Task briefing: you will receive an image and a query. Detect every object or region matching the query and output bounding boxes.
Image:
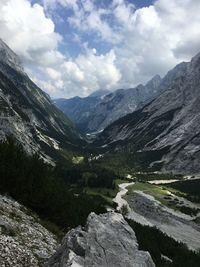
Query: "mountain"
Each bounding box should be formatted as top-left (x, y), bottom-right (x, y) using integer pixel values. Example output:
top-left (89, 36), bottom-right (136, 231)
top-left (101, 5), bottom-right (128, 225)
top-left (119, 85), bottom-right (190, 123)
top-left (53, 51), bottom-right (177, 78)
top-left (47, 212), bottom-right (155, 267)
top-left (54, 75), bottom-right (162, 133)
top-left (89, 89), bottom-right (111, 97)
top-left (0, 39), bottom-right (24, 73)
top-left (54, 95), bottom-right (101, 134)
top-left (95, 53), bottom-right (200, 174)
top-left (0, 39), bottom-right (83, 163)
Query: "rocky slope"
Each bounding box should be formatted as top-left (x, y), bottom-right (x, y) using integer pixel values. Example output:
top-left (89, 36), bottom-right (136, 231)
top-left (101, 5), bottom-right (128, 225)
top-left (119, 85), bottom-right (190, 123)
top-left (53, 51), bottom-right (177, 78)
top-left (55, 75), bottom-right (162, 133)
top-left (47, 212), bottom-right (155, 267)
top-left (95, 52), bottom-right (200, 174)
top-left (0, 194), bottom-right (58, 266)
top-left (0, 39), bottom-right (83, 163)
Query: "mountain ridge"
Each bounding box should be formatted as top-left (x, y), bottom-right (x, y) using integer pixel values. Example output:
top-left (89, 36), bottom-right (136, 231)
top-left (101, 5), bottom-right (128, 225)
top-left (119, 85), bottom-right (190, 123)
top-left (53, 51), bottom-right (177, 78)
top-left (55, 74), bottom-right (162, 133)
top-left (95, 52), bottom-right (200, 174)
top-left (0, 39), bottom-right (83, 163)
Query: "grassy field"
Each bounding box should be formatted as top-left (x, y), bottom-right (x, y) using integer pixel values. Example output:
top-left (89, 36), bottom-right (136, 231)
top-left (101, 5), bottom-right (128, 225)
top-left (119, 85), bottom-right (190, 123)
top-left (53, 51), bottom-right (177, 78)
top-left (72, 156), bottom-right (84, 164)
top-left (134, 172), bottom-right (183, 182)
top-left (126, 182), bottom-right (198, 216)
top-left (127, 182), bottom-right (171, 197)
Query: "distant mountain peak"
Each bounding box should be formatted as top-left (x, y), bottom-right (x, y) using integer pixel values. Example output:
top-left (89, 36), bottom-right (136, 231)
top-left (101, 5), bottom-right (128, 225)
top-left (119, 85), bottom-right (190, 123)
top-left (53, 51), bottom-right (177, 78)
top-left (0, 38), bottom-right (24, 73)
top-left (55, 75), bottom-right (163, 133)
top-left (89, 89), bottom-right (111, 98)
top-left (190, 51), bottom-right (200, 70)
top-left (145, 74), bottom-right (162, 88)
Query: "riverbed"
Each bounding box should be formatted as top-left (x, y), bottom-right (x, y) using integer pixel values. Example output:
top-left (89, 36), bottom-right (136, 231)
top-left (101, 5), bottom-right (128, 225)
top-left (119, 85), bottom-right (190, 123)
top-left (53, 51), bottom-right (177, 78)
top-left (114, 181), bottom-right (200, 251)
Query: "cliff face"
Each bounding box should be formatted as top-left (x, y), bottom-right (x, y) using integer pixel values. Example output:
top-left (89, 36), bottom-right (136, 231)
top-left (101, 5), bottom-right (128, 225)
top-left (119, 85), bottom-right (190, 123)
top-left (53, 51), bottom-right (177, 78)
top-left (47, 212), bottom-right (155, 267)
top-left (0, 39), bottom-right (83, 163)
top-left (96, 53), bottom-right (200, 174)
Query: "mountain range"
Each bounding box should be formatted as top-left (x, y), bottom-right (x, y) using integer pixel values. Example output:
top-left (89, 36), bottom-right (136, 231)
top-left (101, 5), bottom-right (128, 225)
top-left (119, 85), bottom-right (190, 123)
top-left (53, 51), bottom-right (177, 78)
top-left (54, 75), bottom-right (162, 133)
top-left (95, 53), bottom-right (200, 174)
top-left (1, 37), bottom-right (200, 174)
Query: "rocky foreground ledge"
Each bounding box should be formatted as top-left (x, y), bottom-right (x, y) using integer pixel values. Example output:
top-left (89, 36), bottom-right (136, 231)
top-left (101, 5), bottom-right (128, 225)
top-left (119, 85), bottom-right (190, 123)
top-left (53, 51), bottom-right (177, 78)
top-left (0, 195), bottom-right (58, 266)
top-left (47, 212), bottom-right (155, 267)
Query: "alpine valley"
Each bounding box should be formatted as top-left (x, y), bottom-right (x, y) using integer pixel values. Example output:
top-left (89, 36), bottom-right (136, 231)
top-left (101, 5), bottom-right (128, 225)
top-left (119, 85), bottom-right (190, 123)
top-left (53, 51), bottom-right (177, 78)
top-left (1, 39), bottom-right (200, 267)
top-left (54, 74), bottom-right (162, 133)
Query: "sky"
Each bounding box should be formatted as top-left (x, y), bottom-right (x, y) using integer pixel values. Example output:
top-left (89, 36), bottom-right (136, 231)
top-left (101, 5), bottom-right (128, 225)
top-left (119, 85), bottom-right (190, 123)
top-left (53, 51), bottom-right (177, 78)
top-left (0, 0), bottom-right (200, 98)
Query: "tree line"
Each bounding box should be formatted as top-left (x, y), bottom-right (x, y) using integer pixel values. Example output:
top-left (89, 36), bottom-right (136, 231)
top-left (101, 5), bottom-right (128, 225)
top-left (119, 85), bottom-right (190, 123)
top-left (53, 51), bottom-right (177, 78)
top-left (0, 138), bottom-right (116, 230)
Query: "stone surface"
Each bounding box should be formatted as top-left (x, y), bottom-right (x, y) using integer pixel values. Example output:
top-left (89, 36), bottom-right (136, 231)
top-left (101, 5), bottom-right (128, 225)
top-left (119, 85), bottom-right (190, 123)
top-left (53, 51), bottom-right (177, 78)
top-left (0, 194), bottom-right (58, 266)
top-left (0, 38), bottom-right (24, 73)
top-left (47, 212), bottom-right (155, 267)
top-left (125, 191), bottom-right (200, 251)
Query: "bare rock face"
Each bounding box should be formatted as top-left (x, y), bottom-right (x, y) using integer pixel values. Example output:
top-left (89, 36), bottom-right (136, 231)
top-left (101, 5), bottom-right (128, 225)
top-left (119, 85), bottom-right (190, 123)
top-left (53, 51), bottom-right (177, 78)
top-left (47, 212), bottom-right (155, 267)
top-left (0, 195), bottom-right (58, 266)
top-left (0, 38), bottom-right (24, 73)
top-left (0, 39), bottom-right (83, 163)
top-left (55, 75), bottom-right (162, 133)
top-left (96, 52), bottom-right (200, 174)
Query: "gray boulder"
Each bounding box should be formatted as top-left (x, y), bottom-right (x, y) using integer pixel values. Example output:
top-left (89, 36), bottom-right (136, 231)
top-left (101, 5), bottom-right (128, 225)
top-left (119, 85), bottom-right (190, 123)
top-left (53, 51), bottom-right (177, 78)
top-left (47, 212), bottom-right (155, 267)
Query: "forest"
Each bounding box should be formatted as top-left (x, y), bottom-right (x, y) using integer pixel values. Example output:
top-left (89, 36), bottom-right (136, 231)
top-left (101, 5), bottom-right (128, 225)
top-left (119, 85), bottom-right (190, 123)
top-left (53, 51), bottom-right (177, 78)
top-left (167, 179), bottom-right (200, 203)
top-left (0, 138), bottom-right (116, 231)
top-left (127, 220), bottom-right (200, 267)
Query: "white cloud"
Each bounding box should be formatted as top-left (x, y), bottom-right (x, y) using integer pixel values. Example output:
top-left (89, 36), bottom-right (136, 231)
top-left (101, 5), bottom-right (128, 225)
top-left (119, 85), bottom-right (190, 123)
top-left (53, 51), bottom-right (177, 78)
top-left (40, 0), bottom-right (200, 96)
top-left (46, 67), bottom-right (61, 80)
top-left (75, 49), bottom-right (121, 90)
top-left (0, 0), bottom-right (122, 98)
top-left (0, 0), bottom-right (62, 65)
top-left (1, 0), bottom-right (200, 98)
top-left (42, 48), bottom-right (121, 98)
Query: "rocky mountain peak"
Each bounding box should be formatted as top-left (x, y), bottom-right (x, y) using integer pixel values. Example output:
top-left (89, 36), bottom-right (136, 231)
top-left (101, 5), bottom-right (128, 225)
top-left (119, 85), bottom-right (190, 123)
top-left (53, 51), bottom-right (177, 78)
top-left (189, 51), bottom-right (200, 70)
top-left (47, 212), bottom-right (155, 267)
top-left (145, 74), bottom-right (162, 89)
top-left (89, 89), bottom-right (111, 98)
top-left (0, 39), bottom-right (82, 163)
top-left (0, 38), bottom-right (24, 73)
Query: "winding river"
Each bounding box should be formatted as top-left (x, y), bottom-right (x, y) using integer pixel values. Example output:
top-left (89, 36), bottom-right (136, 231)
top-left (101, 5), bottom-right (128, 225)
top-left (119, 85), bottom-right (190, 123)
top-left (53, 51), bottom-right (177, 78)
top-left (113, 182), bottom-right (135, 211)
top-left (114, 181), bottom-right (200, 251)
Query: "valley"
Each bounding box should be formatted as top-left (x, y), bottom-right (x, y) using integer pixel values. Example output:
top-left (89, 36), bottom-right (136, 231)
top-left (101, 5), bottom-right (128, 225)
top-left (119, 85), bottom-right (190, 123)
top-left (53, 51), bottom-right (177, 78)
top-left (1, 33), bottom-right (200, 266)
top-left (113, 178), bottom-right (200, 266)
top-left (124, 181), bottom-right (200, 250)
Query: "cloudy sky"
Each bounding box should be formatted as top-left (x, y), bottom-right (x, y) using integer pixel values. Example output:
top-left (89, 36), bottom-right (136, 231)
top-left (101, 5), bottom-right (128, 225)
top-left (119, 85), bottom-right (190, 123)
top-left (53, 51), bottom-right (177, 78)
top-left (0, 0), bottom-right (200, 98)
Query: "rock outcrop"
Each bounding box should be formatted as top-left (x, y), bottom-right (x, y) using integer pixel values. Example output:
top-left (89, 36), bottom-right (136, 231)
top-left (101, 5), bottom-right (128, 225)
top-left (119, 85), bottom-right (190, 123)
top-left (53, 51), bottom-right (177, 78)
top-left (0, 194), bottom-right (58, 266)
top-left (47, 212), bottom-right (155, 267)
